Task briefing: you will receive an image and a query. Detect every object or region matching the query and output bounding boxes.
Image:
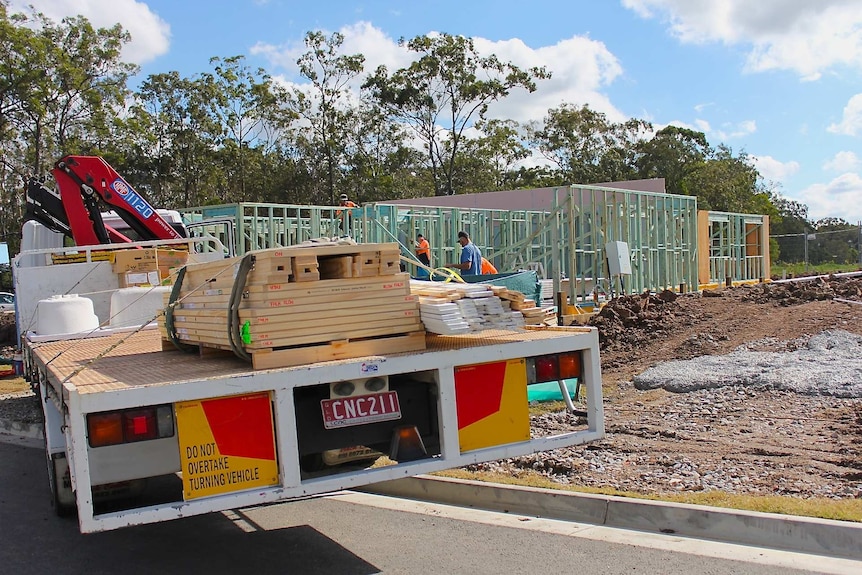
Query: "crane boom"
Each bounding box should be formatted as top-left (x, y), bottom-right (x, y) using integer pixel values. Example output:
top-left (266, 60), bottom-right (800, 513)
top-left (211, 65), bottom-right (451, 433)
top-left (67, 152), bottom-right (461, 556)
top-left (26, 155), bottom-right (184, 246)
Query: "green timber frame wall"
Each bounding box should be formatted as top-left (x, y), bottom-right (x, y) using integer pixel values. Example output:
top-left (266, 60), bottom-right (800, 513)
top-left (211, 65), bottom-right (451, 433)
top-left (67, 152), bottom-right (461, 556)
top-left (697, 210), bottom-right (771, 286)
top-left (366, 184), bottom-right (701, 299)
top-left (178, 191), bottom-right (766, 299)
top-left (179, 202), bottom-right (370, 253)
top-left (552, 185), bottom-right (699, 300)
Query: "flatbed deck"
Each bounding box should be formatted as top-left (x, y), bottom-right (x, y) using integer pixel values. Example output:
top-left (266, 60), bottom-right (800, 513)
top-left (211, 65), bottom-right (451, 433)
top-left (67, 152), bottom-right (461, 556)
top-left (29, 326), bottom-right (595, 396)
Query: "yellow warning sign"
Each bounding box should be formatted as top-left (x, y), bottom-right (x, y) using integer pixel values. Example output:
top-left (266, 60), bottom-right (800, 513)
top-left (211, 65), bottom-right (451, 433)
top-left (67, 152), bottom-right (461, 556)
top-left (176, 392), bottom-right (279, 500)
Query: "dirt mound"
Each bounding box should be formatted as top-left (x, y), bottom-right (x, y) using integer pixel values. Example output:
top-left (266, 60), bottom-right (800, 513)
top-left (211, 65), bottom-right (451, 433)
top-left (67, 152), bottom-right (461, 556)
top-left (492, 275), bottom-right (862, 501)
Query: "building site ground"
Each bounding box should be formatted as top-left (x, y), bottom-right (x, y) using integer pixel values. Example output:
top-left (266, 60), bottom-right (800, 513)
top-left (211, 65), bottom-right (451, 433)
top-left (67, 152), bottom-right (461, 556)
top-left (2, 276), bottom-right (861, 522)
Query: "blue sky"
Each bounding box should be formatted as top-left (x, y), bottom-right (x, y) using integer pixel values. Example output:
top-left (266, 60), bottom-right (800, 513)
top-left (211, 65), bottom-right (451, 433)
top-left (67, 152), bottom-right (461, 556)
top-left (12, 0), bottom-right (862, 224)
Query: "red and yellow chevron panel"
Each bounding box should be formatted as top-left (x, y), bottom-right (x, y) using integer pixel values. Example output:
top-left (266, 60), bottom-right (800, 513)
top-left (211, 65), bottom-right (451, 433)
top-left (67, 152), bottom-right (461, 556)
top-left (455, 358), bottom-right (530, 452)
top-left (176, 392), bottom-right (279, 499)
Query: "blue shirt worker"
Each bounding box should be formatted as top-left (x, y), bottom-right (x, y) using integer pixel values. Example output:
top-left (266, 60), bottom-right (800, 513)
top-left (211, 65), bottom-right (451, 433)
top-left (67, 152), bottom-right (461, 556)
top-left (447, 231), bottom-right (482, 275)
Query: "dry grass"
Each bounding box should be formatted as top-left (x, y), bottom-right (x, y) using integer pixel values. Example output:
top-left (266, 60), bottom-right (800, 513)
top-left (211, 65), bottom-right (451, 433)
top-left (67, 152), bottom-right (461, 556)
top-left (0, 377), bottom-right (28, 395)
top-left (434, 468), bottom-right (862, 523)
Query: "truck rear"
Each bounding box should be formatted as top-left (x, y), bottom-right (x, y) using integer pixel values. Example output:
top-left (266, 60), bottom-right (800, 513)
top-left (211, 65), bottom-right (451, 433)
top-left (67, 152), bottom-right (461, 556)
top-left (15, 239), bottom-right (605, 534)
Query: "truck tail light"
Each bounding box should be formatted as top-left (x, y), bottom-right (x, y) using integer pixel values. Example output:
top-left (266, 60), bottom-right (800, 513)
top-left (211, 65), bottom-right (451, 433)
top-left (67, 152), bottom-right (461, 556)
top-left (88, 413), bottom-right (123, 447)
top-left (87, 405), bottom-right (174, 448)
top-left (123, 409), bottom-right (157, 442)
top-left (527, 352), bottom-right (582, 384)
top-left (558, 352), bottom-right (581, 379)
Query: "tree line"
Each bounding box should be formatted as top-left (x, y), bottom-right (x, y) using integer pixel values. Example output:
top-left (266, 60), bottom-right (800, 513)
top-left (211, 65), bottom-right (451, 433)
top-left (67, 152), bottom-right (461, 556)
top-left (0, 3), bottom-right (852, 261)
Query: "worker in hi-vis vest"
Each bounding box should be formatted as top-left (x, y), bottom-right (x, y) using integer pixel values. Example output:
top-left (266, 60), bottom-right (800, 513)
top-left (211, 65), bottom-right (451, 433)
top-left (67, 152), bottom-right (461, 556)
top-left (415, 233), bottom-right (431, 278)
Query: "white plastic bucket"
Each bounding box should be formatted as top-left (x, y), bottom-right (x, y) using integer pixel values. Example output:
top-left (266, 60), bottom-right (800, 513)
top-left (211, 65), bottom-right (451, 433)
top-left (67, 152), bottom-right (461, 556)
top-left (36, 294), bottom-right (100, 336)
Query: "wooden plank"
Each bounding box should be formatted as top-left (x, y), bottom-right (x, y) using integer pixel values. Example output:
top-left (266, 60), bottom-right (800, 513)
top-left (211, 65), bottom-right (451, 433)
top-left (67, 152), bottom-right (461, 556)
top-left (174, 306), bottom-right (419, 332)
top-left (251, 331), bottom-right (426, 370)
top-left (178, 272), bottom-right (411, 295)
top-left (173, 318), bottom-right (423, 350)
top-left (173, 297), bottom-right (419, 325)
top-left (175, 314), bottom-right (422, 342)
top-left (174, 279), bottom-right (411, 308)
top-left (251, 242), bottom-right (398, 260)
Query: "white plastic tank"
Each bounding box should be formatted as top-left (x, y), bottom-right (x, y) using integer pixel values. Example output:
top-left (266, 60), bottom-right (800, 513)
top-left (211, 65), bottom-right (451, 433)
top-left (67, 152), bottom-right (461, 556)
top-left (36, 294), bottom-right (100, 336)
top-left (110, 286), bottom-right (172, 328)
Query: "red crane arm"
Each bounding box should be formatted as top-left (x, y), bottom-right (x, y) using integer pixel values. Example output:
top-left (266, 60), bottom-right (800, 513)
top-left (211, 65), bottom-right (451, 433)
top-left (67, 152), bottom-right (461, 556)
top-left (52, 155), bottom-right (183, 246)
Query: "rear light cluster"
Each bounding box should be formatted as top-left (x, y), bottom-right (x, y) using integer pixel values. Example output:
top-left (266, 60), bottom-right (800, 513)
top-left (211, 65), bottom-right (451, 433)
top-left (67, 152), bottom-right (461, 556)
top-left (87, 405), bottom-right (175, 448)
top-left (526, 352), bottom-right (582, 384)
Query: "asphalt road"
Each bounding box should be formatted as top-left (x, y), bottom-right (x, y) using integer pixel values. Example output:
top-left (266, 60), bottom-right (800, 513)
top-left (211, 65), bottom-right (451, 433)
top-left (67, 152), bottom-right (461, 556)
top-left (1, 438), bottom-right (858, 575)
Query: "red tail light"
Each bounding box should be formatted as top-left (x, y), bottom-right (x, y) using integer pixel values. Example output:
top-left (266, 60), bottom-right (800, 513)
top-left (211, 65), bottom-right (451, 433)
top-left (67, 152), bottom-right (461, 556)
top-left (527, 352), bottom-right (583, 384)
top-left (534, 356), bottom-right (559, 382)
top-left (124, 409), bottom-right (158, 442)
top-left (88, 405), bottom-right (174, 448)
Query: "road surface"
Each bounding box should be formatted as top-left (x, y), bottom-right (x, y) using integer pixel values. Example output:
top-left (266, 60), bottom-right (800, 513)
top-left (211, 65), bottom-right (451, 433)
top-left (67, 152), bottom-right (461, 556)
top-left (0, 438), bottom-right (858, 575)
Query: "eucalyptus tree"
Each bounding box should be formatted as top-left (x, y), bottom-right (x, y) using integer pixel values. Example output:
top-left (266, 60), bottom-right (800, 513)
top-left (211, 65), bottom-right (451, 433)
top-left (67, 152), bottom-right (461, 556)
top-left (285, 31), bottom-right (365, 205)
top-left (528, 104), bottom-right (647, 185)
top-left (684, 145), bottom-right (760, 213)
top-left (634, 125), bottom-right (711, 196)
top-left (364, 33), bottom-right (549, 196)
top-left (341, 97), bottom-right (421, 202)
top-left (121, 72), bottom-right (223, 208)
top-left (204, 56), bottom-right (279, 201)
top-left (471, 118), bottom-right (530, 190)
top-left (1, 7), bottom-right (136, 176)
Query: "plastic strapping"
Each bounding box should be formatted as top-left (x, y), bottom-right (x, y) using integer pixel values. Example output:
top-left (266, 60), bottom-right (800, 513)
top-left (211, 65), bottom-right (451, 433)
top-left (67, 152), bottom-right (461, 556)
top-left (165, 266), bottom-right (197, 353)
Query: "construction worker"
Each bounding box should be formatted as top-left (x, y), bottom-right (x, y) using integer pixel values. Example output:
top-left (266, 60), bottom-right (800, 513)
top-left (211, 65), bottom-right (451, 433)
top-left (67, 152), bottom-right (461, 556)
top-left (481, 257), bottom-right (497, 275)
top-left (337, 194), bottom-right (358, 234)
top-left (447, 231), bottom-right (482, 275)
top-left (415, 233), bottom-right (431, 278)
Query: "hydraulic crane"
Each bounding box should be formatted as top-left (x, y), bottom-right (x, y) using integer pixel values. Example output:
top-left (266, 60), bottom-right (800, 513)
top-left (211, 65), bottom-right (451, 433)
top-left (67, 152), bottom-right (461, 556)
top-left (25, 155), bottom-right (185, 246)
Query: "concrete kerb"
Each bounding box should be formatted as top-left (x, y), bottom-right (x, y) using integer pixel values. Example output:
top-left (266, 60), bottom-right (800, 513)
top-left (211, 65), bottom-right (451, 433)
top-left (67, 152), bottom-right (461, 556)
top-left (361, 475), bottom-right (862, 561)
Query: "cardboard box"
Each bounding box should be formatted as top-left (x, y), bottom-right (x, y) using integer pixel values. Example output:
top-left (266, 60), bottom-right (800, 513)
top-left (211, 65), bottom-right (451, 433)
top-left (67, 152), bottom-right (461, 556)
top-left (113, 248), bottom-right (189, 274)
top-left (119, 270), bottom-right (161, 288)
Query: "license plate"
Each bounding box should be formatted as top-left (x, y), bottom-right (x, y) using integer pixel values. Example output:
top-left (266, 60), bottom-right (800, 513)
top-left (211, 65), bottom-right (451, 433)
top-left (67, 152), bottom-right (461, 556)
top-left (321, 391), bottom-right (401, 430)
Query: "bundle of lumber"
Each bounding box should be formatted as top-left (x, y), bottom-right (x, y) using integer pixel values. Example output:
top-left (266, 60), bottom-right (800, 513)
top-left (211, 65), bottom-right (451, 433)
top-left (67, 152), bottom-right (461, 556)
top-left (159, 242), bottom-right (426, 369)
top-left (409, 279), bottom-right (527, 334)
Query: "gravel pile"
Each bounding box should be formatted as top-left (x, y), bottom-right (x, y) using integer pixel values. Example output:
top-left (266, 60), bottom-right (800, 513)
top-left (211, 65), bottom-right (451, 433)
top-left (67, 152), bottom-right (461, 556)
top-left (633, 330), bottom-right (862, 398)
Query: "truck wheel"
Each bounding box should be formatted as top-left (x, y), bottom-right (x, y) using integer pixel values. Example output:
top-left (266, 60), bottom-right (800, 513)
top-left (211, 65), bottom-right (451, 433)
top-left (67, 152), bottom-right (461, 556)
top-left (46, 452), bottom-right (76, 517)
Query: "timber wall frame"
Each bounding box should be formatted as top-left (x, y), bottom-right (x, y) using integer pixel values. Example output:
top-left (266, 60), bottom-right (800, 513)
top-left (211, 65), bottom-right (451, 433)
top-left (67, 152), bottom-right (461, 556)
top-left (697, 210), bottom-right (771, 288)
top-left (179, 188), bottom-right (770, 300)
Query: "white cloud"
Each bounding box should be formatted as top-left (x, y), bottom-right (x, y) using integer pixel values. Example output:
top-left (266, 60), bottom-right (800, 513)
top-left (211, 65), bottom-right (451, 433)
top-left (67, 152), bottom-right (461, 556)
top-left (752, 155), bottom-right (800, 181)
top-left (828, 93), bottom-right (862, 136)
top-left (715, 119), bottom-right (756, 141)
top-left (8, 0), bottom-right (170, 65)
top-left (622, 0), bottom-right (862, 80)
top-left (824, 151), bottom-right (861, 172)
top-left (795, 172), bottom-right (862, 222)
top-left (474, 35), bottom-right (624, 124)
top-left (252, 21), bottom-right (413, 81)
top-left (254, 23), bottom-right (625, 125)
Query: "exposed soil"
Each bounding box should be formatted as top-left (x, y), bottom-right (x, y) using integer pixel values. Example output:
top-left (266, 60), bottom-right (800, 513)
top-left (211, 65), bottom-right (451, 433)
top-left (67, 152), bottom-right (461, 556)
top-left (474, 276), bottom-right (862, 501)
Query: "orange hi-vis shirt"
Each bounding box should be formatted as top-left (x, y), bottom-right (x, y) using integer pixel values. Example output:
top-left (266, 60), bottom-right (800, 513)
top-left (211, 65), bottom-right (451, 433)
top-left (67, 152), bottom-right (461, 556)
top-left (416, 238), bottom-right (430, 258)
top-left (337, 200), bottom-right (358, 218)
top-left (481, 257), bottom-right (497, 274)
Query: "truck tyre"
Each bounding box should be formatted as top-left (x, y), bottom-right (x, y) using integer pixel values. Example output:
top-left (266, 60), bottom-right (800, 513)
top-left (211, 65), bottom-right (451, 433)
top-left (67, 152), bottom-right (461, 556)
top-left (46, 451), bottom-right (76, 517)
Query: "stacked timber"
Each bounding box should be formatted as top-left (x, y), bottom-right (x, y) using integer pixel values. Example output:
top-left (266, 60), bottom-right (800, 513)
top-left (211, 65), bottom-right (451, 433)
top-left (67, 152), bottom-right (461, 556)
top-left (498, 288), bottom-right (556, 325)
top-left (409, 280), bottom-right (527, 334)
top-left (159, 241), bottom-right (426, 369)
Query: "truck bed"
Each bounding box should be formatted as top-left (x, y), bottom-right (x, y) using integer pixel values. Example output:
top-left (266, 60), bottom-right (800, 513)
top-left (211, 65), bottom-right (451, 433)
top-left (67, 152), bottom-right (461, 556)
top-left (31, 326), bottom-right (595, 397)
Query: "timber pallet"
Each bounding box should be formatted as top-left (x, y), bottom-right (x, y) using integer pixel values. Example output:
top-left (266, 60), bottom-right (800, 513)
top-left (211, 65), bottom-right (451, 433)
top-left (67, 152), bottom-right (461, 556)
top-left (159, 326), bottom-right (426, 370)
top-left (158, 242), bottom-right (423, 369)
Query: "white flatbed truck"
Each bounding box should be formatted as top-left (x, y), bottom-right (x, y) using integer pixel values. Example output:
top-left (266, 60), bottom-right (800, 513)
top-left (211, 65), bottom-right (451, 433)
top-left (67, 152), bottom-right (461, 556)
top-left (14, 240), bottom-right (605, 534)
